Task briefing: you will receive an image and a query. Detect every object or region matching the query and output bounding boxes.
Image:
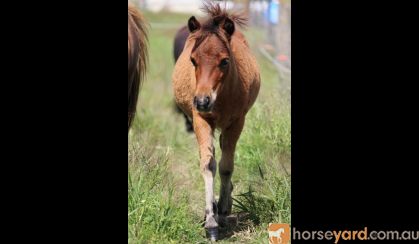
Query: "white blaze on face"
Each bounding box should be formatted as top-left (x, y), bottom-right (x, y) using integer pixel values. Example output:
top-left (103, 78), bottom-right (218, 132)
top-left (211, 90), bottom-right (217, 102)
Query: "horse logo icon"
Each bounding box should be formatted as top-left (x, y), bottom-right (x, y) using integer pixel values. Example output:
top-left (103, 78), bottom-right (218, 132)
top-left (268, 223), bottom-right (290, 244)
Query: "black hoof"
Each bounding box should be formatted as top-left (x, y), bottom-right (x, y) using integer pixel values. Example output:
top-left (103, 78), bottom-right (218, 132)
top-left (217, 214), bottom-right (227, 228)
top-left (206, 227), bottom-right (218, 241)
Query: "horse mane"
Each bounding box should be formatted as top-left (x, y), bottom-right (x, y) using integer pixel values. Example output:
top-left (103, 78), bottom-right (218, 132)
top-left (128, 3), bottom-right (148, 131)
top-left (200, 0), bottom-right (247, 29)
top-left (191, 0), bottom-right (248, 53)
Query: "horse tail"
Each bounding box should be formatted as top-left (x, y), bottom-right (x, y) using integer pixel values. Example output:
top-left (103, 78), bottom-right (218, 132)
top-left (128, 3), bottom-right (148, 132)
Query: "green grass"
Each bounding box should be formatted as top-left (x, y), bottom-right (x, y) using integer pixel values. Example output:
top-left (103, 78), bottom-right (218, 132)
top-left (129, 11), bottom-right (290, 243)
top-left (128, 145), bottom-right (205, 243)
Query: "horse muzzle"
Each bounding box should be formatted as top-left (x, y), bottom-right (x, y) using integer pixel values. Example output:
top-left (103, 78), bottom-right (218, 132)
top-left (193, 95), bottom-right (214, 113)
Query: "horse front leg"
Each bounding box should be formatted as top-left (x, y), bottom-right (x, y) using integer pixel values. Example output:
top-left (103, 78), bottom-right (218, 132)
top-left (218, 117), bottom-right (244, 226)
top-left (193, 114), bottom-right (218, 240)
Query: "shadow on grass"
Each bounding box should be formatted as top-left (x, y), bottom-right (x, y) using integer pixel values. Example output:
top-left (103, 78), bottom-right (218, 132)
top-left (216, 213), bottom-right (255, 240)
top-left (217, 168), bottom-right (291, 241)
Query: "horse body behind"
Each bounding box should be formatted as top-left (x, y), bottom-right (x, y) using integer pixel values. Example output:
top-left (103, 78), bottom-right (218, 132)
top-left (173, 26), bottom-right (194, 132)
top-left (128, 3), bottom-right (148, 132)
top-left (174, 26), bottom-right (189, 62)
top-left (172, 1), bottom-right (260, 240)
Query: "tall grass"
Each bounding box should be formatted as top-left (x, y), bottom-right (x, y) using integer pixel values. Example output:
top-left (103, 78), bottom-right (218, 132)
top-left (128, 143), bottom-right (206, 243)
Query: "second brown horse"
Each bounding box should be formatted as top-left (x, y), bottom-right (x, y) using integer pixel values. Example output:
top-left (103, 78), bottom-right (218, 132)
top-left (128, 3), bottom-right (148, 132)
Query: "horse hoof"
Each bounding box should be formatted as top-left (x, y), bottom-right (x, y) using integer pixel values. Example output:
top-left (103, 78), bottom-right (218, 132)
top-left (218, 215), bottom-right (228, 227)
top-left (207, 227), bottom-right (218, 241)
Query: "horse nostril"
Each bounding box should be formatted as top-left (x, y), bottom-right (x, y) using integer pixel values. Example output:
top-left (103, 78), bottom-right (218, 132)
top-left (194, 96), bottom-right (212, 111)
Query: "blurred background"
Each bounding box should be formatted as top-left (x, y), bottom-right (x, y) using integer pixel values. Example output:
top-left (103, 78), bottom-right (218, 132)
top-left (138, 0), bottom-right (290, 77)
top-left (128, 1), bottom-right (291, 243)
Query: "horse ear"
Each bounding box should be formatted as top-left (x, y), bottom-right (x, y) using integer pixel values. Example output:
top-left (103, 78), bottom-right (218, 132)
top-left (222, 17), bottom-right (235, 37)
top-left (188, 16), bottom-right (201, 33)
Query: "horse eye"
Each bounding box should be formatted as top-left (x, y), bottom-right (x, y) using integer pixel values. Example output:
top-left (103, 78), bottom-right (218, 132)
top-left (190, 57), bottom-right (197, 67)
top-left (220, 58), bottom-right (229, 67)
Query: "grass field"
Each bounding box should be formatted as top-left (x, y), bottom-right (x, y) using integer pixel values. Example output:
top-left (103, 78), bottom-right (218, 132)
top-left (128, 11), bottom-right (291, 243)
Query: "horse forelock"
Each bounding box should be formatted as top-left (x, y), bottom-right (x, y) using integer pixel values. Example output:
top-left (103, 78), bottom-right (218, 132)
top-left (190, 0), bottom-right (247, 55)
top-left (191, 30), bottom-right (229, 55)
top-left (200, 0), bottom-right (247, 29)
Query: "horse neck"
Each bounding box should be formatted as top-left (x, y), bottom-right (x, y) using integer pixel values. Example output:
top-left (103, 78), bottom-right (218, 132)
top-left (221, 52), bottom-right (242, 98)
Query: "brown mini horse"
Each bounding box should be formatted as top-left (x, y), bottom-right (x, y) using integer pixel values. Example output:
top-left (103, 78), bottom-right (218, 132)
top-left (172, 1), bottom-right (260, 240)
top-left (128, 3), bottom-right (148, 132)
